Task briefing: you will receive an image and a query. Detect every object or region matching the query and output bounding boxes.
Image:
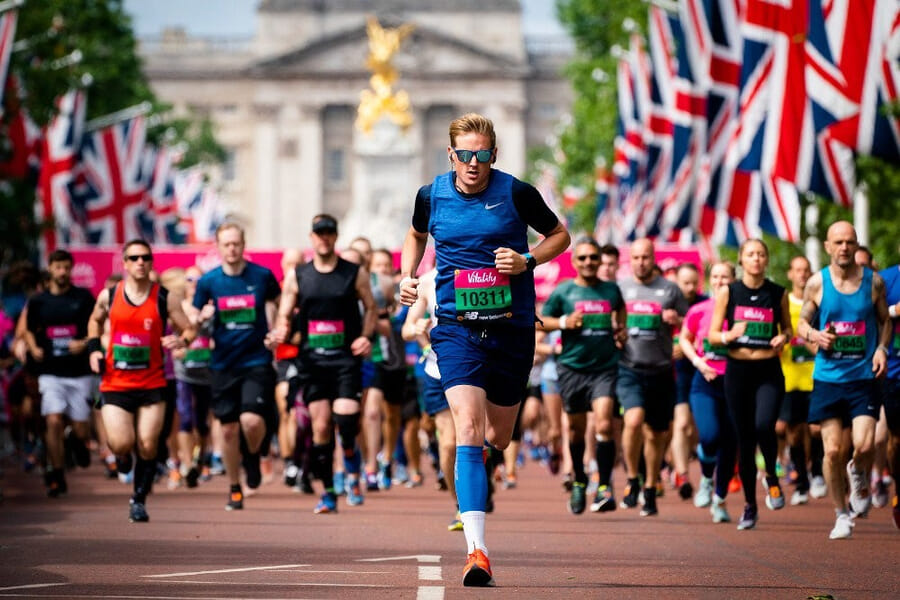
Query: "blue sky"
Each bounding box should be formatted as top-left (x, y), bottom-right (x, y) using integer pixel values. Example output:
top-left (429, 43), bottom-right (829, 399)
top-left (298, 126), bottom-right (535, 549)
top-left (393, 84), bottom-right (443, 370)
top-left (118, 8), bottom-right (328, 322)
top-left (123, 0), bottom-right (567, 38)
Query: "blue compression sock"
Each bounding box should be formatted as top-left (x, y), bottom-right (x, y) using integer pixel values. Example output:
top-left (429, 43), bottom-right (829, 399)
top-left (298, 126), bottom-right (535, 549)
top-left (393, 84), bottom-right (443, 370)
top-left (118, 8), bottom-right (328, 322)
top-left (455, 445), bottom-right (487, 513)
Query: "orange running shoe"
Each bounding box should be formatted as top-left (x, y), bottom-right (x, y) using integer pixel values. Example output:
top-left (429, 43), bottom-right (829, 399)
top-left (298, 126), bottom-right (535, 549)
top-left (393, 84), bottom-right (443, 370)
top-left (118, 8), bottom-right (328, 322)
top-left (462, 549), bottom-right (494, 587)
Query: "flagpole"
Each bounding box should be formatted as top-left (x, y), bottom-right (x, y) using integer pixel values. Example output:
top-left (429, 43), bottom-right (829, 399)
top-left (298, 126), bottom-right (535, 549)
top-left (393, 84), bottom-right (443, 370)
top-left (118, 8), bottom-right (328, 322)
top-left (853, 184), bottom-right (869, 247)
top-left (0, 0), bottom-right (24, 13)
top-left (85, 101), bottom-right (153, 131)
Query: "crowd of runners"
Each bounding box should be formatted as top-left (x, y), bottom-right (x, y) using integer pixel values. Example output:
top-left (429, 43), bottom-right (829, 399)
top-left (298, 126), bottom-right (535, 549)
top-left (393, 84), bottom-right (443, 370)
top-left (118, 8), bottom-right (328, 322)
top-left (1, 114), bottom-right (899, 587)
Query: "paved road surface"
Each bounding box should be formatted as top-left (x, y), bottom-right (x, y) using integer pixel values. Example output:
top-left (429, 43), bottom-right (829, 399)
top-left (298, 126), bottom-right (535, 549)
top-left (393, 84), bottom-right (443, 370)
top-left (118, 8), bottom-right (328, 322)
top-left (0, 455), bottom-right (897, 599)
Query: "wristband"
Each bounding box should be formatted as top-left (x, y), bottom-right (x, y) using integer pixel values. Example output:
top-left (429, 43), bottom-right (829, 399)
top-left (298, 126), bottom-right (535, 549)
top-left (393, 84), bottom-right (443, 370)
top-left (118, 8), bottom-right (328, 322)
top-left (890, 304), bottom-right (898, 319)
top-left (87, 337), bottom-right (102, 354)
top-left (691, 355), bottom-right (703, 368)
top-left (720, 332), bottom-right (727, 346)
top-left (877, 345), bottom-right (890, 356)
top-left (559, 315), bottom-right (568, 330)
top-left (806, 328), bottom-right (815, 343)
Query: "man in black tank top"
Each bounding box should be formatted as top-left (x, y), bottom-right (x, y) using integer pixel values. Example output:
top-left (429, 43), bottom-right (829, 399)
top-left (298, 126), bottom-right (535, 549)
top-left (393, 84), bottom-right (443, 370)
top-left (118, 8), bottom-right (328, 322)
top-left (272, 214), bottom-right (377, 514)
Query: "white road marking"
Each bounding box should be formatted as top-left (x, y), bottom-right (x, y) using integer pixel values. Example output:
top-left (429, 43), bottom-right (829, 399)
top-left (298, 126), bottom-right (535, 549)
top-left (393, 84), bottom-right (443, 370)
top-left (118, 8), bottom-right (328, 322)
top-left (0, 584), bottom-right (66, 592)
top-left (418, 566), bottom-right (442, 581)
top-left (357, 554), bottom-right (441, 563)
top-left (146, 581), bottom-right (392, 588)
top-left (416, 586), bottom-right (445, 600)
top-left (142, 564), bottom-right (310, 578)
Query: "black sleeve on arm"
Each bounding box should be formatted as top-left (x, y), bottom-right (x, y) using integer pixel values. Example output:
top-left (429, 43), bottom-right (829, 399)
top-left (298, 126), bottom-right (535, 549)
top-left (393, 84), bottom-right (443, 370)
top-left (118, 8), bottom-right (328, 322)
top-left (511, 180), bottom-right (560, 236)
top-left (158, 287), bottom-right (169, 324)
top-left (411, 185), bottom-right (432, 233)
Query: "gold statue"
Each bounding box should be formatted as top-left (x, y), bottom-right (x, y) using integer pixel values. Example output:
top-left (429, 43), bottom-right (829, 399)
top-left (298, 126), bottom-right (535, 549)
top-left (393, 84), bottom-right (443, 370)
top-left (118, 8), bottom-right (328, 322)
top-left (356, 16), bottom-right (415, 134)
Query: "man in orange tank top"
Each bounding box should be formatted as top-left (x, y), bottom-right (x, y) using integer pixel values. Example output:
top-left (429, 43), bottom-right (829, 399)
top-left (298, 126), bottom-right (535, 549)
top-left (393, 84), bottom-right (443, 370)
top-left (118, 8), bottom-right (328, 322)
top-left (86, 239), bottom-right (196, 523)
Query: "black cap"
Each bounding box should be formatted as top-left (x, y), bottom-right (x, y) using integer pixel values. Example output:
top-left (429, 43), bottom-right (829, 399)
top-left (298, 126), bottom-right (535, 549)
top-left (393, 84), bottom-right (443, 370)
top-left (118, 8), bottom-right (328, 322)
top-left (312, 216), bottom-right (338, 233)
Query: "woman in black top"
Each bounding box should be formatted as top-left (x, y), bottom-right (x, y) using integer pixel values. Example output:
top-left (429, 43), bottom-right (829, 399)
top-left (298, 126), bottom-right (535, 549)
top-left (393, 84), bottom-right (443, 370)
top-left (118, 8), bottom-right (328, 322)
top-left (709, 239), bottom-right (792, 531)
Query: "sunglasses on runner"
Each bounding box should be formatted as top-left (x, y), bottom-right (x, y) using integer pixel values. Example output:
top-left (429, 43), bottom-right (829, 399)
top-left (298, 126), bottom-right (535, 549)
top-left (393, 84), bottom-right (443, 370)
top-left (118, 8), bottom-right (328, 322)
top-left (575, 254), bottom-right (600, 262)
top-left (452, 148), bottom-right (494, 163)
top-left (125, 254), bottom-right (153, 262)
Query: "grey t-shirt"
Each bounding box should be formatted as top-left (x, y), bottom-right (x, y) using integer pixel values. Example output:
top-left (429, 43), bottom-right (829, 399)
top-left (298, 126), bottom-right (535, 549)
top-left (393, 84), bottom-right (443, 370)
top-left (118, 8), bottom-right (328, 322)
top-left (619, 275), bottom-right (688, 372)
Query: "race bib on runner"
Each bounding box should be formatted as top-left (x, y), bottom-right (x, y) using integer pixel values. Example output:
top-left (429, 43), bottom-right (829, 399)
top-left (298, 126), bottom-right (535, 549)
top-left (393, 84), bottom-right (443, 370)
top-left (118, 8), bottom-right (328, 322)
top-left (308, 320), bottom-right (345, 349)
top-left (218, 295), bottom-right (257, 329)
top-left (789, 337), bottom-right (814, 363)
top-left (184, 337), bottom-right (211, 369)
top-left (47, 324), bottom-right (76, 357)
top-left (454, 268), bottom-right (512, 321)
top-left (734, 306), bottom-right (773, 345)
top-left (827, 321), bottom-right (866, 359)
top-left (626, 301), bottom-right (661, 337)
top-left (702, 338), bottom-right (729, 360)
top-left (112, 332), bottom-right (151, 370)
top-left (575, 300), bottom-right (612, 335)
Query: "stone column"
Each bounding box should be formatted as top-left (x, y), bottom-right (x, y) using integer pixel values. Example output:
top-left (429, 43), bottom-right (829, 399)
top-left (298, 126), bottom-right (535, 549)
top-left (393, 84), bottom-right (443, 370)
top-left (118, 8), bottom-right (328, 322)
top-left (296, 103), bottom-right (324, 239)
top-left (252, 103), bottom-right (280, 247)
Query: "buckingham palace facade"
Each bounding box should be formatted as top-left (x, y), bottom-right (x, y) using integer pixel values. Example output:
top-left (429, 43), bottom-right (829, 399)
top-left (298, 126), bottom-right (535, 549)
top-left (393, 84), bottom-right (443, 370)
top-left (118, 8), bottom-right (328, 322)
top-left (138, 0), bottom-right (573, 248)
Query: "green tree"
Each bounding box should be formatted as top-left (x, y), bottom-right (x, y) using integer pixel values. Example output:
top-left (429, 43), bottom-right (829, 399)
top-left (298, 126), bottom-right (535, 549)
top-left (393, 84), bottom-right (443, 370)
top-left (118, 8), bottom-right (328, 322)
top-left (0, 0), bottom-right (223, 266)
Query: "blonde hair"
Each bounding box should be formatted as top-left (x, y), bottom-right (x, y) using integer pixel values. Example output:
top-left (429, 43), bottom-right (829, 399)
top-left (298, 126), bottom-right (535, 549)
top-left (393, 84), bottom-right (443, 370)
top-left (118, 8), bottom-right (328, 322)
top-left (449, 113), bottom-right (496, 148)
top-left (215, 222), bottom-right (245, 243)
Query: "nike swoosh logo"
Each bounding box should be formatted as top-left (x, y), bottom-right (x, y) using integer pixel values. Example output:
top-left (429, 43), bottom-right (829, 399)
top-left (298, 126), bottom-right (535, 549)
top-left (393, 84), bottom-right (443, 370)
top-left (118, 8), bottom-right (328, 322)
top-left (485, 203), bottom-right (503, 210)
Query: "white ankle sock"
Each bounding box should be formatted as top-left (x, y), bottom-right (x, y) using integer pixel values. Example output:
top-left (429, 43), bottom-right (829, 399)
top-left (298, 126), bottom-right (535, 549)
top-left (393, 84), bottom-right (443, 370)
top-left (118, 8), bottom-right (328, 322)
top-left (460, 510), bottom-right (487, 555)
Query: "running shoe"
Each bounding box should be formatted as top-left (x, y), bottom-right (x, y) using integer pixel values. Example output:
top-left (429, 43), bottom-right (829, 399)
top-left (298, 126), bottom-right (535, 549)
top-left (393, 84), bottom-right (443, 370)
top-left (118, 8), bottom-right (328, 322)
top-left (710, 495), bottom-right (730, 523)
top-left (185, 466), bottom-right (200, 489)
top-left (562, 473), bottom-right (574, 492)
top-left (103, 455), bottom-right (118, 479)
top-left (45, 470), bottom-right (67, 498)
top-left (377, 462), bottom-right (392, 491)
top-left (810, 475), bottom-right (827, 499)
top-left (847, 459), bottom-right (871, 517)
top-left (728, 474), bottom-right (742, 494)
top-left (892, 495), bottom-right (900, 530)
top-left (620, 478), bottom-right (641, 509)
top-left (655, 480), bottom-right (665, 499)
top-left (293, 471), bottom-right (315, 495)
top-left (737, 504), bottom-right (758, 530)
top-left (548, 452), bottom-right (562, 476)
top-left (226, 488), bottom-right (244, 511)
top-left (462, 549), bottom-right (494, 587)
top-left (365, 471), bottom-right (379, 492)
top-left (871, 478), bottom-right (889, 509)
top-left (167, 468), bottom-right (183, 490)
top-left (435, 473), bottom-right (448, 491)
top-left (590, 485), bottom-right (616, 513)
top-left (765, 481), bottom-right (785, 510)
top-left (503, 474), bottom-right (518, 490)
top-left (694, 476), bottom-right (714, 508)
top-left (314, 492), bottom-right (338, 514)
top-left (640, 487), bottom-right (658, 517)
top-left (829, 512), bottom-right (854, 540)
top-left (128, 500), bottom-right (149, 523)
top-left (568, 481), bottom-right (587, 514)
top-left (393, 463), bottom-right (409, 486)
top-left (209, 454), bottom-right (225, 476)
top-left (406, 472), bottom-right (424, 488)
top-left (284, 461), bottom-right (299, 487)
top-left (675, 473), bottom-right (693, 501)
top-left (790, 489), bottom-right (809, 506)
top-left (448, 512), bottom-right (464, 532)
top-left (346, 475), bottom-right (364, 506)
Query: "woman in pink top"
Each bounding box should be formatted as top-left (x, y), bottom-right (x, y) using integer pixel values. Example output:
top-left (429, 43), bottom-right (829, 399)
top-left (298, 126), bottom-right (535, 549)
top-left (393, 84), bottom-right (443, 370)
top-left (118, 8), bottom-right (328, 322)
top-left (679, 261), bottom-right (736, 524)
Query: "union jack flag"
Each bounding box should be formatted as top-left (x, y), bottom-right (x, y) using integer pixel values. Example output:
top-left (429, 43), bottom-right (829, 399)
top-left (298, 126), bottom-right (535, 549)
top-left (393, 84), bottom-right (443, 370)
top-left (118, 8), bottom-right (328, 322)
top-left (174, 167), bottom-right (223, 243)
top-left (0, 7), bottom-right (16, 114)
top-left (140, 145), bottom-right (186, 244)
top-left (77, 115), bottom-right (151, 244)
top-left (0, 76), bottom-right (39, 181)
top-left (34, 90), bottom-right (87, 256)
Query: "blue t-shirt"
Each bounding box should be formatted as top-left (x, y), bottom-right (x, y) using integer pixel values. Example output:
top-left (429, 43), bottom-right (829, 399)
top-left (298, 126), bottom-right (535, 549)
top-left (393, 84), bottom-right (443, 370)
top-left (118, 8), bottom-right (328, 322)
top-left (429, 170), bottom-right (535, 328)
top-left (193, 262), bottom-right (280, 371)
top-left (880, 265), bottom-right (900, 380)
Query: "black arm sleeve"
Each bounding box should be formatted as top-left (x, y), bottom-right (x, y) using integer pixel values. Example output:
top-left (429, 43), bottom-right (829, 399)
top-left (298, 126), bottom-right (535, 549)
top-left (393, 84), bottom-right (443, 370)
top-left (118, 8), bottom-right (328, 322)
top-left (411, 185), bottom-right (432, 233)
top-left (511, 179), bottom-right (560, 236)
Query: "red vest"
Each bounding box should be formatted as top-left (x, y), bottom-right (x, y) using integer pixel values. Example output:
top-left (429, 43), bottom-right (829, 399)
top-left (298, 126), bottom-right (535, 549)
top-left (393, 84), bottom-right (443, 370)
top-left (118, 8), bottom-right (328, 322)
top-left (101, 282), bottom-right (167, 392)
